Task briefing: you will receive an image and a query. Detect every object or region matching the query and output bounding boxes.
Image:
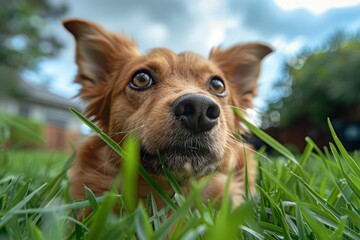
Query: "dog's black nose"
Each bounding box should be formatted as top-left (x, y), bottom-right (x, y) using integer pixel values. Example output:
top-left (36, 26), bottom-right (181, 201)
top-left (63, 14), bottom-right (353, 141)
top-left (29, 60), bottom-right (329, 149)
top-left (172, 94), bottom-right (220, 133)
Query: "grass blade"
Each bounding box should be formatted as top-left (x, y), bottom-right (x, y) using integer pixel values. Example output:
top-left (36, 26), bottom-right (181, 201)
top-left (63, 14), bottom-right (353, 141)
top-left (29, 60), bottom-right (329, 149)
top-left (10, 180), bottom-right (30, 208)
top-left (295, 203), bottom-right (307, 240)
top-left (135, 204), bottom-right (153, 240)
top-left (301, 206), bottom-right (332, 239)
top-left (260, 167), bottom-right (298, 202)
top-left (182, 224), bottom-right (207, 240)
top-left (84, 186), bottom-right (99, 211)
top-left (240, 225), bottom-right (265, 239)
top-left (157, 151), bottom-right (184, 196)
top-left (329, 143), bottom-right (360, 199)
top-left (288, 169), bottom-right (341, 216)
top-left (303, 203), bottom-right (359, 239)
top-left (86, 193), bottom-right (117, 240)
top-left (69, 107), bottom-right (125, 158)
top-left (233, 107), bottom-right (297, 165)
top-left (9, 196), bottom-right (107, 215)
top-left (149, 194), bottom-right (161, 231)
top-left (152, 177), bottom-right (211, 239)
top-left (69, 107), bottom-right (177, 210)
top-left (1, 183), bottom-right (47, 228)
top-left (122, 135), bottom-right (140, 212)
top-left (341, 208), bottom-right (360, 226)
top-left (152, 191), bottom-right (195, 239)
top-left (256, 186), bottom-right (292, 240)
top-left (328, 118), bottom-right (360, 178)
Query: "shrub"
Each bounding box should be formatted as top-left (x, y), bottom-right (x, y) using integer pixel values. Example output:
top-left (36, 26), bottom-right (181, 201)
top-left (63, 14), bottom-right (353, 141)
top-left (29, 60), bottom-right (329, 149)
top-left (0, 113), bottom-right (44, 149)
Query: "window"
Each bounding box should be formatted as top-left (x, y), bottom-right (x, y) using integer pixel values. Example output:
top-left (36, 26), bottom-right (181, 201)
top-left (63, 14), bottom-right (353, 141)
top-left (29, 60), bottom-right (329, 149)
top-left (19, 102), bottom-right (30, 117)
top-left (44, 108), bottom-right (68, 127)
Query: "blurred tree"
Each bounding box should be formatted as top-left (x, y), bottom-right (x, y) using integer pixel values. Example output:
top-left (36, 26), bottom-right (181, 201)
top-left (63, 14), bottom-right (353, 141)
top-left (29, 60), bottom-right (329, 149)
top-left (264, 33), bottom-right (360, 129)
top-left (0, 0), bottom-right (67, 97)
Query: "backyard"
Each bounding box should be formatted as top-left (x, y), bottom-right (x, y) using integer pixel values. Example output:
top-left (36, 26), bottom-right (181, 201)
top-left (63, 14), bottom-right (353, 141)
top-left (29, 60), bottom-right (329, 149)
top-left (1, 1), bottom-right (360, 239)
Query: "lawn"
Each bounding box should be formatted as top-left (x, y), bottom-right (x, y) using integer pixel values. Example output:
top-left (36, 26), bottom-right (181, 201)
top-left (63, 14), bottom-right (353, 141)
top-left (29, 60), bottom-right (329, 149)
top-left (0, 112), bottom-right (359, 239)
top-left (1, 151), bottom-right (69, 179)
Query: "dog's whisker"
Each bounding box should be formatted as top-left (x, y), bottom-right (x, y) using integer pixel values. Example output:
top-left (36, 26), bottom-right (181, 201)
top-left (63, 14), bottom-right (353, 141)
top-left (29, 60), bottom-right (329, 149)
top-left (224, 104), bottom-right (258, 112)
top-left (108, 124), bottom-right (145, 138)
top-left (223, 105), bottom-right (248, 112)
top-left (117, 125), bottom-right (146, 143)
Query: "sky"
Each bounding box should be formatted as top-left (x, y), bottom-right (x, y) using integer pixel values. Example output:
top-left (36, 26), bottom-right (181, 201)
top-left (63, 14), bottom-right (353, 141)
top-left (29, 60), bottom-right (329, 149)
top-left (31, 0), bottom-right (360, 111)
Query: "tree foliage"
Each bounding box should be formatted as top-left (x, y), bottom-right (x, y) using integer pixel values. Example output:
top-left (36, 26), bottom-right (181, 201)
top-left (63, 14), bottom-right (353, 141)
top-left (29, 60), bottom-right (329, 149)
top-left (0, 0), bottom-right (67, 96)
top-left (265, 33), bottom-right (360, 128)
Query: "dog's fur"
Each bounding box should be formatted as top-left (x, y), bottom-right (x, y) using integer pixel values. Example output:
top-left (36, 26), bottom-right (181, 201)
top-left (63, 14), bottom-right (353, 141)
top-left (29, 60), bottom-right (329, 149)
top-left (64, 19), bottom-right (272, 208)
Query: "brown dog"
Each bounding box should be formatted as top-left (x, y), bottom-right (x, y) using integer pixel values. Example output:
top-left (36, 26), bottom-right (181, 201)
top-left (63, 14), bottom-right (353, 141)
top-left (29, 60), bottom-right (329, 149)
top-left (64, 19), bottom-right (272, 208)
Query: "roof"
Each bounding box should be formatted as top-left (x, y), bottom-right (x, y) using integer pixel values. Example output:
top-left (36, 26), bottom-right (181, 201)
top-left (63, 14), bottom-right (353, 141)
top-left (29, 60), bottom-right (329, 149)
top-left (19, 81), bottom-right (83, 110)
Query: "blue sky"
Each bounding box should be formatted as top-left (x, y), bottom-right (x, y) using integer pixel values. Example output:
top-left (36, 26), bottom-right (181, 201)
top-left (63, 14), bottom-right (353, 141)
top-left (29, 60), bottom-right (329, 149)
top-left (30, 0), bottom-right (360, 111)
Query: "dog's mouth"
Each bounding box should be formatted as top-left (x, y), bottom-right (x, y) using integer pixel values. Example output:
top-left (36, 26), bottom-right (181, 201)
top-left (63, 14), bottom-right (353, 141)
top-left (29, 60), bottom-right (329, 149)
top-left (139, 143), bottom-right (221, 179)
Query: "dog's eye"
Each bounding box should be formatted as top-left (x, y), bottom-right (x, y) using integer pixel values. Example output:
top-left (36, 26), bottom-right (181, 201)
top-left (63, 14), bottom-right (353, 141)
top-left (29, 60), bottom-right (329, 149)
top-left (208, 77), bottom-right (226, 97)
top-left (130, 71), bottom-right (154, 90)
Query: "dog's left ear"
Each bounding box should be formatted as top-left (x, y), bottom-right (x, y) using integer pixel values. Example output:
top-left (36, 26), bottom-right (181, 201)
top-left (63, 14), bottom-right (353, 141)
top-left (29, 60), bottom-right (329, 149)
top-left (210, 43), bottom-right (273, 109)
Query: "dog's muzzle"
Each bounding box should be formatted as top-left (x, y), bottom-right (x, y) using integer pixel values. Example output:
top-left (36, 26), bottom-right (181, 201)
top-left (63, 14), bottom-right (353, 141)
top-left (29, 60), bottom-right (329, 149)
top-left (139, 93), bottom-right (223, 179)
top-left (172, 93), bottom-right (220, 133)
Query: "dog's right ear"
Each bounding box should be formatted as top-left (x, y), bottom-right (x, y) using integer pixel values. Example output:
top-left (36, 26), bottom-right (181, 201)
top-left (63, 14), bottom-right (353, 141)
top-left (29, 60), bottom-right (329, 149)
top-left (63, 19), bottom-right (139, 129)
top-left (63, 19), bottom-right (139, 86)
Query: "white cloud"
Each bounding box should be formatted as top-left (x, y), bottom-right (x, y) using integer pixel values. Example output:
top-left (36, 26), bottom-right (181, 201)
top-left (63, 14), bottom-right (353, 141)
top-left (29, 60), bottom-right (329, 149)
top-left (199, 0), bottom-right (222, 12)
top-left (274, 0), bottom-right (360, 15)
top-left (206, 19), bottom-right (238, 49)
top-left (37, 60), bottom-right (78, 98)
top-left (143, 23), bottom-right (169, 46)
top-left (37, 0), bottom-right (360, 114)
top-left (270, 36), bottom-right (305, 55)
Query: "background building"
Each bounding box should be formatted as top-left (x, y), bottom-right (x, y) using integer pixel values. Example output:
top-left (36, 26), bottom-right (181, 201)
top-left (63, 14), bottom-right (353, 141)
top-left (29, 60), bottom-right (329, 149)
top-left (0, 81), bottom-right (84, 151)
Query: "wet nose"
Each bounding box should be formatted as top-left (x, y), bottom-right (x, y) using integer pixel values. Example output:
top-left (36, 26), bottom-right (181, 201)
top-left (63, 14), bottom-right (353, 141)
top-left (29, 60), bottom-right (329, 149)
top-left (171, 94), bottom-right (220, 133)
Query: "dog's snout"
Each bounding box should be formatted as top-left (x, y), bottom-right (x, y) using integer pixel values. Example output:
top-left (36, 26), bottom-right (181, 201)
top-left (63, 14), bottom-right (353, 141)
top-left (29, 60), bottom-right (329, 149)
top-left (172, 94), bottom-right (220, 133)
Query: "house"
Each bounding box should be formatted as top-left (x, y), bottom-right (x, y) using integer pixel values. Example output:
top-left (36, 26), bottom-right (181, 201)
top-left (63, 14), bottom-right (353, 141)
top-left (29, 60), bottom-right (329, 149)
top-left (0, 81), bottom-right (85, 151)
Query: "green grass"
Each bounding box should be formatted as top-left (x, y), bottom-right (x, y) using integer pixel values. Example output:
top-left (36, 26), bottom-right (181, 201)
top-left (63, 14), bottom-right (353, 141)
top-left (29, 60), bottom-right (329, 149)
top-left (1, 151), bottom-right (69, 179)
top-left (0, 110), bottom-right (359, 239)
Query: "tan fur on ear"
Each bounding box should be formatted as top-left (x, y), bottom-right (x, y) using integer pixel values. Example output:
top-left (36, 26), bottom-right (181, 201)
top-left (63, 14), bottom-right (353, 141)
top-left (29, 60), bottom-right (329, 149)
top-left (63, 19), bottom-right (139, 129)
top-left (210, 43), bottom-right (272, 126)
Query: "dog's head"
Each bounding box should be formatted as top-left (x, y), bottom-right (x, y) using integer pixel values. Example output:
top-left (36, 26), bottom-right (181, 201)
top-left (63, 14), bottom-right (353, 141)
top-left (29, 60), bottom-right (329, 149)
top-left (64, 19), bottom-right (272, 179)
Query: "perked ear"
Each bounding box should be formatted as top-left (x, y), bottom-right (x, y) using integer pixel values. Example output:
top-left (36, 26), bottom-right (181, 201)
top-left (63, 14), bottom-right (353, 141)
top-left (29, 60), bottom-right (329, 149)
top-left (210, 43), bottom-right (273, 110)
top-left (63, 19), bottom-right (138, 85)
top-left (63, 19), bottom-right (139, 129)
